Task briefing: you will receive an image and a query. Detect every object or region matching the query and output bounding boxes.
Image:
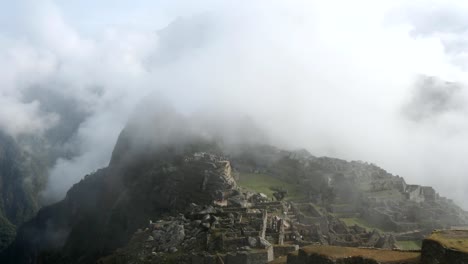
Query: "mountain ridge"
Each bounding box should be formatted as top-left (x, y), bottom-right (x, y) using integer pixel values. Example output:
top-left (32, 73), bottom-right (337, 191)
top-left (1, 114), bottom-right (467, 263)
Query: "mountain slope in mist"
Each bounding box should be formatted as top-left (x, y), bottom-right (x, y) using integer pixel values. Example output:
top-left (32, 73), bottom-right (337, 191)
top-left (0, 132), bottom-right (50, 251)
top-left (0, 86), bottom-right (94, 251)
top-left (0, 122), bottom-right (238, 263)
top-left (1, 105), bottom-right (467, 264)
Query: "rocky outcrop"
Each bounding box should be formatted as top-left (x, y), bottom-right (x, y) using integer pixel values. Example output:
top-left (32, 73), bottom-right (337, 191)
top-left (421, 230), bottom-right (468, 264)
top-left (0, 147), bottom-right (238, 264)
top-left (0, 132), bottom-right (48, 251)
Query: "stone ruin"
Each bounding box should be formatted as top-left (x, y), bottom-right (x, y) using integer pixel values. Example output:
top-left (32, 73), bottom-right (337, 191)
top-left (101, 187), bottom-right (402, 264)
top-left (307, 157), bottom-right (468, 240)
top-left (98, 149), bottom-right (468, 264)
top-left (286, 202), bottom-right (396, 249)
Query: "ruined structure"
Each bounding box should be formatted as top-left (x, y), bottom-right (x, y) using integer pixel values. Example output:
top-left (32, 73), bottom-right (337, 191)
top-left (3, 126), bottom-right (468, 264)
top-left (301, 157), bottom-right (468, 236)
top-left (98, 189), bottom-right (398, 263)
top-left (95, 146), bottom-right (468, 264)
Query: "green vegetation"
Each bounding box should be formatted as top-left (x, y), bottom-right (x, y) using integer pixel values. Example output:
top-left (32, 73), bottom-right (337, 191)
top-left (395, 240), bottom-right (422, 250)
top-left (0, 214), bottom-right (16, 252)
top-left (340, 217), bottom-right (385, 233)
top-left (237, 173), bottom-right (305, 201)
top-left (366, 189), bottom-right (405, 202)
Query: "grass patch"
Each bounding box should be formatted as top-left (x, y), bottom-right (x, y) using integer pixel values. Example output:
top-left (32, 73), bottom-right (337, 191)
top-left (428, 230), bottom-right (468, 253)
top-left (302, 245), bottom-right (420, 263)
top-left (340, 217), bottom-right (385, 233)
top-left (237, 173), bottom-right (305, 201)
top-left (395, 240), bottom-right (422, 250)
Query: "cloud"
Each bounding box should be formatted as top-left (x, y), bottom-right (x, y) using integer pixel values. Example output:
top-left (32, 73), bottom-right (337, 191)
top-left (403, 75), bottom-right (466, 122)
top-left (1, 0), bottom-right (468, 209)
top-left (396, 1), bottom-right (468, 69)
top-left (0, 97), bottom-right (58, 137)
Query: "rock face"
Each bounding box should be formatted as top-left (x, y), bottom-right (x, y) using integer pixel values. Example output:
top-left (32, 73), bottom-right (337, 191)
top-left (0, 138), bottom-right (237, 264)
top-left (0, 105), bottom-right (241, 264)
top-left (421, 230), bottom-right (468, 264)
top-left (0, 132), bottom-right (48, 251)
top-left (123, 151), bottom-right (237, 211)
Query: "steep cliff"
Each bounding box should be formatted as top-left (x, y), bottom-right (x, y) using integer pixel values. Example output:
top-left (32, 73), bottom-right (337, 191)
top-left (1, 131), bottom-right (237, 264)
top-left (0, 132), bottom-right (48, 251)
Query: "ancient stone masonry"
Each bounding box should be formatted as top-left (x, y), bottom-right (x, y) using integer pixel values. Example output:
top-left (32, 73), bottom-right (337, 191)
top-left (92, 148), bottom-right (468, 264)
top-left (287, 202), bottom-right (397, 249)
top-left (260, 210), bottom-right (268, 239)
top-left (99, 195), bottom-right (300, 264)
top-left (229, 145), bottom-right (468, 245)
top-left (302, 156), bottom-right (468, 236)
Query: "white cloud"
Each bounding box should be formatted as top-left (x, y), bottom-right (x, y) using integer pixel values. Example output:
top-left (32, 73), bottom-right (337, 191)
top-left (1, 0), bottom-right (468, 208)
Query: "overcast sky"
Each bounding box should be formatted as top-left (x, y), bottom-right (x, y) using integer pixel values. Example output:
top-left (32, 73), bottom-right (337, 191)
top-left (1, 0), bottom-right (468, 208)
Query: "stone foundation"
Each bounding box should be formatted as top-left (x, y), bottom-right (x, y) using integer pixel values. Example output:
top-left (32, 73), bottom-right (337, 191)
top-left (273, 245), bottom-right (299, 259)
top-left (192, 248), bottom-right (273, 264)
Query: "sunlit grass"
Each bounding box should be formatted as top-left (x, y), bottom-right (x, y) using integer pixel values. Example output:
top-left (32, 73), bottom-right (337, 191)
top-left (237, 173), bottom-right (305, 201)
top-left (395, 240), bottom-right (422, 250)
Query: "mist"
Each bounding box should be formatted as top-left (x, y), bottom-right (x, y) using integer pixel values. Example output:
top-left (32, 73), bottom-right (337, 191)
top-left (1, 0), bottom-right (468, 208)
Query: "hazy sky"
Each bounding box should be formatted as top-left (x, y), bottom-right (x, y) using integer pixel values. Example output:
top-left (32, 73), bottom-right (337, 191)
top-left (1, 0), bottom-right (468, 207)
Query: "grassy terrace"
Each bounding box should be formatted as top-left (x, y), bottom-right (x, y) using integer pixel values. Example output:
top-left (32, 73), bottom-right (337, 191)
top-left (237, 173), bottom-right (305, 201)
top-left (366, 189), bottom-right (405, 200)
top-left (395, 240), bottom-right (422, 250)
top-left (427, 230), bottom-right (468, 253)
top-left (301, 245), bottom-right (420, 263)
top-left (340, 217), bottom-right (386, 233)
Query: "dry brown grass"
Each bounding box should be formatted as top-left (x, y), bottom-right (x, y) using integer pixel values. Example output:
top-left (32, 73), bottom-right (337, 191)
top-left (427, 230), bottom-right (468, 253)
top-left (301, 245), bottom-right (420, 263)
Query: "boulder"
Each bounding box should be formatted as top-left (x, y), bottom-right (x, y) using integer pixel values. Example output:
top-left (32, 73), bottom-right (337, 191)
top-left (247, 237), bottom-right (258, 247)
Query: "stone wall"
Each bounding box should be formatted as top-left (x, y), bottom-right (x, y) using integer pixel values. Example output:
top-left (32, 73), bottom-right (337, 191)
top-left (191, 248), bottom-right (274, 264)
top-left (286, 249), bottom-right (391, 264)
top-left (290, 203), bottom-right (329, 235)
top-left (362, 208), bottom-right (399, 231)
top-left (273, 245), bottom-right (299, 258)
